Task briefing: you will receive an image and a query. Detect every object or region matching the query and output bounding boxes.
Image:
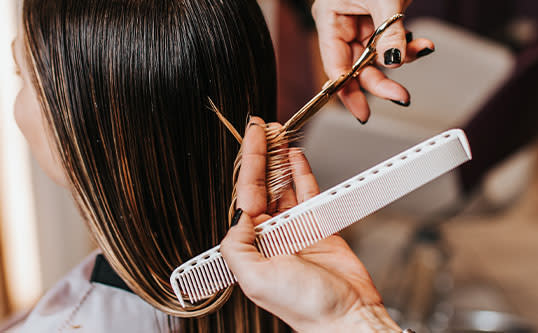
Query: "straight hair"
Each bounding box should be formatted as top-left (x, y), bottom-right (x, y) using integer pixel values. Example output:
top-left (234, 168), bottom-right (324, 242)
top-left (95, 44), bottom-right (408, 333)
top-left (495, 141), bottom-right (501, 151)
top-left (23, 0), bottom-right (289, 331)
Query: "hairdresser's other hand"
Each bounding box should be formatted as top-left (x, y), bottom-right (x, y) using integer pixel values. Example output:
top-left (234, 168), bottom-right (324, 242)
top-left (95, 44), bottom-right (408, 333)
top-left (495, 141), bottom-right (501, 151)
top-left (220, 117), bottom-right (401, 332)
top-left (312, 0), bottom-right (435, 122)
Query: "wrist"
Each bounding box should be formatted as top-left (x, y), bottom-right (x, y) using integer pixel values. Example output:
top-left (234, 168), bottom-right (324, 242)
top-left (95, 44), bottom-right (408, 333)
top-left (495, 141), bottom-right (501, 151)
top-left (307, 303), bottom-right (402, 333)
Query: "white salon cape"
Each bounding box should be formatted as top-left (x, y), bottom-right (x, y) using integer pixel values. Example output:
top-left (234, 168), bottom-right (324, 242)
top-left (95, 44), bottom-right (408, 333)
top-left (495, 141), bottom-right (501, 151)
top-left (6, 251), bottom-right (171, 332)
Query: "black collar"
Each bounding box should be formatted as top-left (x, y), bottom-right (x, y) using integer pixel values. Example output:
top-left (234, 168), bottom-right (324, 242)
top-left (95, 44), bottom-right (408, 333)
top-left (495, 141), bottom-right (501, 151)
top-left (90, 254), bottom-right (133, 293)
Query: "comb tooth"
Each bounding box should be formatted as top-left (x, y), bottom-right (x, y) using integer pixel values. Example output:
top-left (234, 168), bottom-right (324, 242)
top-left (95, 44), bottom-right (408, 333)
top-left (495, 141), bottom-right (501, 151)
top-left (265, 233), bottom-right (278, 257)
top-left (297, 215), bottom-right (312, 246)
top-left (315, 207), bottom-right (333, 233)
top-left (176, 277), bottom-right (188, 306)
top-left (206, 263), bottom-right (220, 294)
top-left (283, 221), bottom-right (299, 252)
top-left (200, 264), bottom-right (214, 295)
top-left (287, 219), bottom-right (301, 250)
top-left (180, 273), bottom-right (192, 304)
top-left (266, 232), bottom-right (280, 256)
top-left (327, 203), bottom-right (338, 234)
top-left (273, 227), bottom-right (289, 255)
top-left (308, 211), bottom-right (324, 240)
top-left (310, 211), bottom-right (326, 238)
top-left (214, 257), bottom-right (227, 287)
top-left (196, 266), bottom-right (210, 299)
top-left (275, 230), bottom-right (286, 255)
top-left (328, 198), bottom-right (338, 231)
top-left (292, 218), bottom-right (307, 250)
top-left (218, 257), bottom-right (233, 286)
top-left (191, 269), bottom-right (205, 302)
top-left (261, 236), bottom-right (272, 257)
top-left (256, 237), bottom-right (268, 257)
top-left (270, 231), bottom-right (283, 256)
top-left (254, 238), bottom-right (263, 255)
top-left (185, 272), bottom-right (198, 303)
top-left (337, 197), bottom-right (346, 229)
top-left (297, 215), bottom-right (313, 247)
top-left (209, 259), bottom-right (224, 291)
top-left (187, 272), bottom-right (199, 304)
top-left (337, 198), bottom-right (348, 230)
top-left (264, 236), bottom-right (274, 257)
top-left (302, 213), bottom-right (319, 243)
top-left (273, 229), bottom-right (287, 255)
top-left (196, 267), bottom-right (211, 300)
top-left (211, 258), bottom-right (223, 289)
top-left (278, 225), bottom-right (294, 254)
top-left (216, 256), bottom-right (231, 287)
top-left (291, 219), bottom-right (305, 250)
top-left (206, 263), bottom-right (219, 294)
top-left (196, 265), bottom-right (209, 298)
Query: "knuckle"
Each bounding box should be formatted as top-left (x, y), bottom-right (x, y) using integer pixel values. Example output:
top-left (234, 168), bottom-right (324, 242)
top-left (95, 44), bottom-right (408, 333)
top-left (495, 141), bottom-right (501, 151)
top-left (379, 28), bottom-right (405, 46)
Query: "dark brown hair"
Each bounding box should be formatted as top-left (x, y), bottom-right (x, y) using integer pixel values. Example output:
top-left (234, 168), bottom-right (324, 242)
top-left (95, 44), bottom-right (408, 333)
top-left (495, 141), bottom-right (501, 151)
top-left (23, 0), bottom-right (289, 331)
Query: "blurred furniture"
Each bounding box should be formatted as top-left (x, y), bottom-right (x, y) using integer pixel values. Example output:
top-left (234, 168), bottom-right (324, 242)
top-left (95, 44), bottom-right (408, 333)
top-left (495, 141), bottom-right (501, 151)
top-left (303, 18), bottom-right (537, 332)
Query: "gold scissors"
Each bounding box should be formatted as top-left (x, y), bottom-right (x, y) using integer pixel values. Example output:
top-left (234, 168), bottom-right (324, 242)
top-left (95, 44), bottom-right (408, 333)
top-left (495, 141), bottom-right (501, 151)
top-left (281, 13), bottom-right (404, 132)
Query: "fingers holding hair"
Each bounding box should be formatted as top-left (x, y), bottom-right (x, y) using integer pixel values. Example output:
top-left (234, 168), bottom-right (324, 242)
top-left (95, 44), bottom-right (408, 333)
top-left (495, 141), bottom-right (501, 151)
top-left (236, 117), bottom-right (268, 217)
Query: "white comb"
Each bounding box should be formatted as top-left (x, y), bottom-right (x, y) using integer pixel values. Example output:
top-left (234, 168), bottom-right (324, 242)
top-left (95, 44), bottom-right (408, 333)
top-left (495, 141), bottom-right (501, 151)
top-left (170, 129), bottom-right (472, 307)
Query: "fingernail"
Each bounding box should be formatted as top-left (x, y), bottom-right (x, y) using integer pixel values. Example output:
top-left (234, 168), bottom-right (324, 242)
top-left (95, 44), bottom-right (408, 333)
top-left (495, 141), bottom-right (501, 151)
top-left (416, 48), bottom-right (434, 58)
top-left (356, 117), bottom-right (368, 125)
top-left (230, 208), bottom-right (243, 227)
top-left (384, 48), bottom-right (401, 65)
top-left (391, 100), bottom-right (411, 107)
top-left (406, 32), bottom-right (413, 43)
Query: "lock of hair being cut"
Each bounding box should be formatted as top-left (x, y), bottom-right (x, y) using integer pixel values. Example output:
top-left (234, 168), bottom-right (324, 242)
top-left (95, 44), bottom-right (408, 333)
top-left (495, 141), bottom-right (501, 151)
top-left (22, 0), bottom-right (290, 331)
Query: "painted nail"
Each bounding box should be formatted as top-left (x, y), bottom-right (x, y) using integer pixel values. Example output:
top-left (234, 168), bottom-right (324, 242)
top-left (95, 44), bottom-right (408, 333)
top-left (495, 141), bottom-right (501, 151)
top-left (356, 117), bottom-right (368, 125)
top-left (384, 48), bottom-right (401, 65)
top-left (406, 32), bottom-right (413, 43)
top-left (391, 100), bottom-right (411, 107)
top-left (416, 48), bottom-right (434, 58)
top-left (230, 208), bottom-right (243, 227)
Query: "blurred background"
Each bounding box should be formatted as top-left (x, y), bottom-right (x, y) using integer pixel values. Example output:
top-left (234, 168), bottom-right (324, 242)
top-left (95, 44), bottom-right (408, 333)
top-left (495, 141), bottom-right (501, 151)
top-left (0, 0), bottom-right (537, 331)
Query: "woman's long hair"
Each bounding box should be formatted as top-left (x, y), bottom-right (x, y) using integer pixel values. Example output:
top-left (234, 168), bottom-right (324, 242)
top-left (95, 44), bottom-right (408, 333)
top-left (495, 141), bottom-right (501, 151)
top-left (23, 0), bottom-right (288, 331)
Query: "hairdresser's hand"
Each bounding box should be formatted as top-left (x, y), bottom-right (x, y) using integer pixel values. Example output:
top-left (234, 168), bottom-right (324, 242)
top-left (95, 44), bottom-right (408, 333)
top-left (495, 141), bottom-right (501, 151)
top-left (312, 0), bottom-right (435, 122)
top-left (220, 117), bottom-right (400, 332)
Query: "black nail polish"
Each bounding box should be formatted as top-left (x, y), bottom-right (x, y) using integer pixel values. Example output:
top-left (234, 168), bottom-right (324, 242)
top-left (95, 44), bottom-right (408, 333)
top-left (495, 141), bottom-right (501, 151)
top-left (384, 48), bottom-right (401, 65)
top-left (416, 48), bottom-right (434, 58)
top-left (391, 100), bottom-right (411, 107)
top-left (356, 117), bottom-right (368, 125)
top-left (230, 208), bottom-right (243, 227)
top-left (406, 32), bottom-right (413, 43)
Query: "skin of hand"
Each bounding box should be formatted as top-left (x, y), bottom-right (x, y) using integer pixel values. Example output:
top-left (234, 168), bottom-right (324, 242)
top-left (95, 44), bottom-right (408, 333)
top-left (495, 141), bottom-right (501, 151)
top-left (220, 117), bottom-right (401, 332)
top-left (311, 0), bottom-right (435, 122)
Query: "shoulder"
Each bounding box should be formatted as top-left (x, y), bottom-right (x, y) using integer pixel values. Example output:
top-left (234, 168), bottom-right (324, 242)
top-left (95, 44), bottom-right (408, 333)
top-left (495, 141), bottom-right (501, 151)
top-left (9, 251), bottom-right (167, 332)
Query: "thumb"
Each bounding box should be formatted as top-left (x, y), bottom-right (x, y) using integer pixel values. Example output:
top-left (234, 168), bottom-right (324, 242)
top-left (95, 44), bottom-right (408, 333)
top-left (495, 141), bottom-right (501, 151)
top-left (220, 209), bottom-right (270, 294)
top-left (367, 1), bottom-right (407, 67)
